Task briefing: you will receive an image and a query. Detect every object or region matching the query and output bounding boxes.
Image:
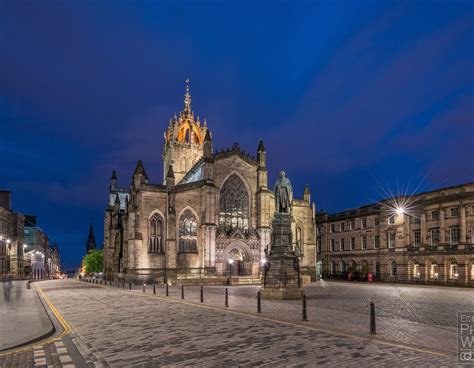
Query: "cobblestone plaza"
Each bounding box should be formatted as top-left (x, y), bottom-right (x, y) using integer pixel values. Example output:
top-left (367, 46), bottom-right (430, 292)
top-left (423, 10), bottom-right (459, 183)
top-left (1, 279), bottom-right (472, 367)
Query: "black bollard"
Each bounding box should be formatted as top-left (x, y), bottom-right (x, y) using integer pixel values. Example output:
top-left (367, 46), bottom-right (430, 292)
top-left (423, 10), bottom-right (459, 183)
top-left (370, 302), bottom-right (376, 335)
top-left (122, 282), bottom-right (124, 289)
top-left (26, 280), bottom-right (30, 290)
top-left (181, 285), bottom-right (184, 299)
top-left (225, 288), bottom-right (229, 307)
top-left (200, 286), bottom-right (204, 303)
top-left (143, 283), bottom-right (146, 293)
top-left (129, 282), bottom-right (131, 290)
top-left (166, 283), bottom-right (169, 297)
top-left (302, 294), bottom-right (308, 321)
top-left (257, 291), bottom-right (261, 313)
top-left (153, 283), bottom-right (156, 295)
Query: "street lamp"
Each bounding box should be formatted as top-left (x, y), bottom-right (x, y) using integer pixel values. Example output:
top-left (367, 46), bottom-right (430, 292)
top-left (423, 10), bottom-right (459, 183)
top-left (228, 259), bottom-right (234, 279)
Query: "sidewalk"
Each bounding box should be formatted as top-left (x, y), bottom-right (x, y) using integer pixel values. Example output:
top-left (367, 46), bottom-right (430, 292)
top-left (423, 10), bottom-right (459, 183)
top-left (0, 280), bottom-right (55, 351)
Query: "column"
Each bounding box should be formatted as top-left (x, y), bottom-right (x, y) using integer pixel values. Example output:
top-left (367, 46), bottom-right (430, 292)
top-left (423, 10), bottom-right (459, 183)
top-left (460, 205), bottom-right (467, 243)
top-left (439, 208), bottom-right (445, 244)
top-left (420, 213), bottom-right (426, 246)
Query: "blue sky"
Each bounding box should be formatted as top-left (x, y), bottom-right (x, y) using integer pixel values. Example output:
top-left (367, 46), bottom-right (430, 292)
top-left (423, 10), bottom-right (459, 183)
top-left (1, 0), bottom-right (473, 269)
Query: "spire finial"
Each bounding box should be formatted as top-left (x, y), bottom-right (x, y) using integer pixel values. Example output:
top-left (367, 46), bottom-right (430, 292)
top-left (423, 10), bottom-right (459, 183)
top-left (184, 78), bottom-right (191, 114)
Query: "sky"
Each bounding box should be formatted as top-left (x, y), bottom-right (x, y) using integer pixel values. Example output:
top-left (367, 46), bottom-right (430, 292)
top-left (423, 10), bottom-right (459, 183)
top-left (1, 0), bottom-right (473, 270)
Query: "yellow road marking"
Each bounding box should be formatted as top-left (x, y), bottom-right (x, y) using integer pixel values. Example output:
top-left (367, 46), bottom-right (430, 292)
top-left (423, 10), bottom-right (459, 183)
top-left (83, 280), bottom-right (450, 358)
top-left (0, 285), bottom-right (71, 357)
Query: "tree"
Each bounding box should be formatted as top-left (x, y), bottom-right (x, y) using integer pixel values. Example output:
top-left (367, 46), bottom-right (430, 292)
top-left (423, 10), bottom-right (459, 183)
top-left (84, 249), bottom-right (103, 274)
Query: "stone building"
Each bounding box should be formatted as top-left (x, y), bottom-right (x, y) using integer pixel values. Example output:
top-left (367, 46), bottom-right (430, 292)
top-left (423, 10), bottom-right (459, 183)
top-left (104, 81), bottom-right (316, 284)
top-left (24, 215), bottom-right (49, 279)
top-left (316, 182), bottom-right (474, 287)
top-left (0, 190), bottom-right (25, 279)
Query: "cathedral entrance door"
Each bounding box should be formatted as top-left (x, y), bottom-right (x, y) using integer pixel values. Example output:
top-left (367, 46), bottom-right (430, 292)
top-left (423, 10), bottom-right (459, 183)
top-left (224, 241), bottom-right (253, 277)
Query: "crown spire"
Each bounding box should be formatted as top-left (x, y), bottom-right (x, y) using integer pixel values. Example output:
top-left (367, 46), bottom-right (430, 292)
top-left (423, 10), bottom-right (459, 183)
top-left (184, 78), bottom-right (191, 114)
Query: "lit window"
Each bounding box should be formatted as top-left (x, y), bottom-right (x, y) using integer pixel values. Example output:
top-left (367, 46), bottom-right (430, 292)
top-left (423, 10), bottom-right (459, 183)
top-left (431, 228), bottom-right (439, 246)
top-left (374, 235), bottom-right (380, 249)
top-left (430, 263), bottom-right (439, 279)
top-left (361, 218), bottom-right (367, 229)
top-left (388, 233), bottom-right (395, 248)
top-left (149, 214), bottom-right (164, 253)
top-left (431, 210), bottom-right (439, 221)
top-left (450, 207), bottom-right (459, 218)
top-left (316, 238), bottom-right (321, 253)
top-left (390, 261), bottom-right (397, 277)
top-left (449, 262), bottom-right (458, 279)
top-left (361, 236), bottom-right (367, 250)
top-left (350, 237), bottom-right (355, 250)
top-left (178, 209), bottom-right (198, 253)
top-left (413, 263), bottom-right (420, 278)
top-left (219, 174), bottom-right (249, 233)
top-left (413, 230), bottom-right (421, 247)
top-left (450, 227), bottom-right (460, 245)
top-left (471, 263), bottom-right (474, 280)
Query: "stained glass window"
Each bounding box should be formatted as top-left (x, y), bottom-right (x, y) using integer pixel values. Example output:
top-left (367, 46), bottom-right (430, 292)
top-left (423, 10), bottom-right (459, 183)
top-left (149, 215), bottom-right (164, 253)
top-left (219, 174), bottom-right (249, 233)
top-left (179, 209), bottom-right (198, 253)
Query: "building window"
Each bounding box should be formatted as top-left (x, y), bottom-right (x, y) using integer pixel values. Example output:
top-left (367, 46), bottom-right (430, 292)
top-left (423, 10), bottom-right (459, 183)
top-left (339, 238), bottom-right (344, 251)
top-left (411, 216), bottom-right (420, 223)
top-left (413, 262), bottom-right (420, 278)
top-left (219, 174), bottom-right (249, 233)
top-left (330, 239), bottom-right (335, 252)
top-left (430, 263), bottom-right (439, 279)
top-left (149, 214), bottom-right (164, 253)
top-left (361, 236), bottom-right (367, 250)
top-left (331, 224), bottom-right (336, 233)
top-left (450, 207), bottom-right (459, 218)
top-left (361, 218), bottom-right (367, 229)
top-left (340, 222), bottom-right (345, 232)
top-left (340, 260), bottom-right (346, 273)
top-left (450, 227), bottom-right (460, 245)
top-left (178, 209), bottom-right (198, 253)
top-left (330, 261), bottom-right (336, 275)
top-left (374, 235), bottom-right (380, 249)
top-left (413, 230), bottom-right (421, 247)
top-left (431, 210), bottom-right (439, 221)
top-left (316, 237), bottom-right (321, 253)
top-left (431, 228), bottom-right (439, 246)
top-left (471, 263), bottom-right (474, 280)
top-left (350, 219), bottom-right (355, 230)
top-left (449, 262), bottom-right (458, 279)
top-left (388, 215), bottom-right (395, 225)
top-left (350, 237), bottom-right (355, 250)
top-left (374, 217), bottom-right (380, 227)
top-left (388, 233), bottom-right (395, 248)
top-left (390, 261), bottom-right (397, 277)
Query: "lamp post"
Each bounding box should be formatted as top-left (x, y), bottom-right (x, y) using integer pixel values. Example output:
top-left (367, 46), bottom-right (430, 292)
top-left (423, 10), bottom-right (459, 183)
top-left (228, 259), bottom-right (234, 279)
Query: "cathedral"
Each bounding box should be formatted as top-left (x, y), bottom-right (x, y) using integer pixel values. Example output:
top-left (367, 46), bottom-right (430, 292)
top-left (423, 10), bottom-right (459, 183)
top-left (103, 81), bottom-right (317, 284)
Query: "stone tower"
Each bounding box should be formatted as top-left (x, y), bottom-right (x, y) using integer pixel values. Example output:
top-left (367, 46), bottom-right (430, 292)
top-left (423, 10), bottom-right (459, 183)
top-left (162, 79), bottom-right (209, 183)
top-left (86, 222), bottom-right (96, 253)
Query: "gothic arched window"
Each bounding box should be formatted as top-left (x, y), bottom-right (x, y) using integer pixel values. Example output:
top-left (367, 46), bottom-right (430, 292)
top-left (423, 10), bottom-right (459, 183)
top-left (149, 214), bottom-right (164, 253)
top-left (219, 174), bottom-right (249, 233)
top-left (178, 209), bottom-right (198, 253)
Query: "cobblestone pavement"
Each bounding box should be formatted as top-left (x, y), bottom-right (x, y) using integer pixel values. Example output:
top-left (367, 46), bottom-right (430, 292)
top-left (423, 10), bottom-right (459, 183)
top-left (29, 279), bottom-right (471, 366)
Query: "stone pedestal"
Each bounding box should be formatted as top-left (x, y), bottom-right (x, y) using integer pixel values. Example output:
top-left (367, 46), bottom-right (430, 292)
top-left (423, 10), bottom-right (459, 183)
top-left (260, 213), bottom-right (304, 300)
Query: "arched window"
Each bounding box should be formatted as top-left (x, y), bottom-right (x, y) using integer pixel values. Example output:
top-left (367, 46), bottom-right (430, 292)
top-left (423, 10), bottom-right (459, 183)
top-left (340, 260), bottom-right (346, 273)
top-left (181, 157), bottom-right (187, 172)
top-left (449, 261), bottom-right (458, 279)
top-left (430, 262), bottom-right (439, 279)
top-left (179, 209), bottom-right (198, 253)
top-left (149, 214), bottom-right (164, 253)
top-left (413, 261), bottom-right (420, 278)
top-left (219, 174), bottom-right (249, 233)
top-left (390, 261), bottom-right (397, 277)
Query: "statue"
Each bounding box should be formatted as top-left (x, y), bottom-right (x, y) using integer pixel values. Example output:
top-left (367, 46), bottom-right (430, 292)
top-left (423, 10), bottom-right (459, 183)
top-left (274, 171), bottom-right (293, 213)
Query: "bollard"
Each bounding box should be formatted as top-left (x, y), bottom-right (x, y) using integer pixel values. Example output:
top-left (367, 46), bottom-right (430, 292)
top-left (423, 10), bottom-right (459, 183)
top-left (225, 288), bottom-right (228, 307)
top-left (129, 282), bottom-right (131, 290)
top-left (122, 282), bottom-right (124, 289)
top-left (181, 285), bottom-right (184, 299)
top-left (257, 291), bottom-right (261, 313)
top-left (200, 286), bottom-right (204, 303)
top-left (302, 294), bottom-right (308, 321)
top-left (153, 283), bottom-right (156, 295)
top-left (166, 283), bottom-right (169, 297)
top-left (143, 284), bottom-right (146, 293)
top-left (117, 282), bottom-right (119, 288)
top-left (26, 280), bottom-right (30, 290)
top-left (370, 302), bottom-right (376, 335)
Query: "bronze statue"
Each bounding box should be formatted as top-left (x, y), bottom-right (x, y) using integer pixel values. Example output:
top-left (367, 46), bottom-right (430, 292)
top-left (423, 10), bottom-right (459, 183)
top-left (274, 171), bottom-right (293, 213)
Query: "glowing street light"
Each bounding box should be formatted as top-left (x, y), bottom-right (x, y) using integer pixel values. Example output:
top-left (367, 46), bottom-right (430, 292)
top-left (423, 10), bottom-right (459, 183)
top-left (261, 258), bottom-right (267, 266)
top-left (228, 259), bottom-right (234, 279)
top-left (396, 207), bottom-right (405, 216)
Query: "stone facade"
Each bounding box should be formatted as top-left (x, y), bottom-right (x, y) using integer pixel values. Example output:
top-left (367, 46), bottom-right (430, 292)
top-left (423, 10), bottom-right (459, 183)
top-left (0, 190), bottom-right (25, 279)
top-left (104, 82), bottom-right (316, 284)
top-left (316, 182), bottom-right (474, 287)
